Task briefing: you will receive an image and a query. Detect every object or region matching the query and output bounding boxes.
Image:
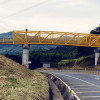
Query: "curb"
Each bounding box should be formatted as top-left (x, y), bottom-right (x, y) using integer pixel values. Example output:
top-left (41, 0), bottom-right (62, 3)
top-left (48, 79), bottom-right (64, 100)
top-left (43, 72), bottom-right (80, 100)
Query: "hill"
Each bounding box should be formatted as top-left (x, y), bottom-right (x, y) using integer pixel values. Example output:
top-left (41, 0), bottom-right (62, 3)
top-left (58, 54), bottom-right (95, 69)
top-left (5, 45), bottom-right (94, 69)
top-left (0, 31), bottom-right (56, 54)
top-left (0, 55), bottom-right (49, 100)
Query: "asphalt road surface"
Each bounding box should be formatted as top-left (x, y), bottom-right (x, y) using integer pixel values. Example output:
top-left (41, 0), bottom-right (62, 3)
top-left (41, 70), bottom-right (100, 100)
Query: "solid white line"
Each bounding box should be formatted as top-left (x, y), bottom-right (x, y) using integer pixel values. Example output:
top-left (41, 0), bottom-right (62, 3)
top-left (55, 73), bottom-right (100, 89)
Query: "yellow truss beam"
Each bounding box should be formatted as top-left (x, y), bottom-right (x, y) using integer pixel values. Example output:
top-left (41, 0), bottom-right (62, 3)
top-left (0, 30), bottom-right (100, 48)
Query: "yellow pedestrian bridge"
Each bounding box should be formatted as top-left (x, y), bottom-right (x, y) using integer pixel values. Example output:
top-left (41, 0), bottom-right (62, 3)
top-left (0, 30), bottom-right (100, 48)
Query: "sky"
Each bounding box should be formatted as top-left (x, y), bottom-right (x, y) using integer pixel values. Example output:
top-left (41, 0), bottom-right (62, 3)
top-left (0, 0), bottom-right (100, 33)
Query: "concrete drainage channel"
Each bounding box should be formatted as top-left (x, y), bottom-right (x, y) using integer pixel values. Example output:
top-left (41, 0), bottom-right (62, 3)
top-left (42, 73), bottom-right (80, 100)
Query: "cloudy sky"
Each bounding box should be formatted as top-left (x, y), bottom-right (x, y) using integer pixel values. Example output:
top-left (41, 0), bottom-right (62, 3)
top-left (0, 0), bottom-right (100, 33)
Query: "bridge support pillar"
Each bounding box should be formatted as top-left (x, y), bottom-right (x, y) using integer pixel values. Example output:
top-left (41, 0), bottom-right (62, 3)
top-left (22, 44), bottom-right (30, 68)
top-left (94, 48), bottom-right (100, 66)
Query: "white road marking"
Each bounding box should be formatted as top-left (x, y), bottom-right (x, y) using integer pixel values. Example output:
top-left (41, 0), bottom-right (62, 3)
top-left (76, 91), bottom-right (100, 93)
top-left (87, 81), bottom-right (100, 82)
top-left (92, 75), bottom-right (100, 80)
top-left (72, 88), bottom-right (98, 89)
top-left (70, 85), bottom-right (94, 86)
top-left (93, 75), bottom-right (100, 77)
top-left (83, 96), bottom-right (100, 98)
top-left (54, 73), bottom-right (100, 89)
top-left (95, 78), bottom-right (100, 80)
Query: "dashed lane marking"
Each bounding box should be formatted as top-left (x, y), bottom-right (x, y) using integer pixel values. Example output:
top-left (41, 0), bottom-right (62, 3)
top-left (70, 85), bottom-right (94, 86)
top-left (93, 75), bottom-right (100, 77)
top-left (55, 73), bottom-right (100, 89)
top-left (72, 88), bottom-right (98, 89)
top-left (83, 96), bottom-right (100, 98)
top-left (76, 91), bottom-right (100, 93)
top-left (95, 78), bottom-right (100, 80)
top-left (68, 83), bottom-right (88, 84)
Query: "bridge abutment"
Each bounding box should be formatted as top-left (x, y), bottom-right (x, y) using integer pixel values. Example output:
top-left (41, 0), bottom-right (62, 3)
top-left (22, 44), bottom-right (30, 68)
top-left (94, 48), bottom-right (100, 66)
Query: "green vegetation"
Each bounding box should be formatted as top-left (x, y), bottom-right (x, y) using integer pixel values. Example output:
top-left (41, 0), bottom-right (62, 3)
top-left (5, 45), bottom-right (94, 69)
top-left (5, 46), bottom-right (78, 69)
top-left (90, 26), bottom-right (100, 35)
top-left (0, 31), bottom-right (96, 69)
top-left (58, 55), bottom-right (95, 68)
top-left (0, 55), bottom-right (49, 100)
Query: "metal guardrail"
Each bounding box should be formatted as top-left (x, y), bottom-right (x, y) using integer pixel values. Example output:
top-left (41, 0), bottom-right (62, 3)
top-left (59, 68), bottom-right (100, 75)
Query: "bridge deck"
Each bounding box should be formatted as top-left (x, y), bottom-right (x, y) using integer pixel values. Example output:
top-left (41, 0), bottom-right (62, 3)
top-left (0, 30), bottom-right (100, 47)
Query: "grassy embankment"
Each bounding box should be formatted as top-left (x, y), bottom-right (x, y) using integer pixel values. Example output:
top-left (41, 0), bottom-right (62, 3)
top-left (58, 54), bottom-right (100, 70)
top-left (0, 55), bottom-right (49, 100)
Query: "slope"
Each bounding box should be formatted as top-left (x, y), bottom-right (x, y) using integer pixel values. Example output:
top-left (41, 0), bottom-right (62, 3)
top-left (58, 55), bottom-right (95, 69)
top-left (0, 55), bottom-right (49, 100)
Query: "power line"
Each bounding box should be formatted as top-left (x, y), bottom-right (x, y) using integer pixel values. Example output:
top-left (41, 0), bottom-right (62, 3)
top-left (0, 0), bottom-right (51, 32)
top-left (1, 0), bottom-right (49, 20)
top-left (0, 0), bottom-right (12, 6)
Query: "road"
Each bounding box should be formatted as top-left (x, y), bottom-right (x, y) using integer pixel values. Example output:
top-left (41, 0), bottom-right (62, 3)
top-left (41, 70), bottom-right (100, 100)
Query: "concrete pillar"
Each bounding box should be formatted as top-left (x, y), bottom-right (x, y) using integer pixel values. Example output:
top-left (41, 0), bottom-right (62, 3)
top-left (94, 48), bottom-right (100, 65)
top-left (22, 44), bottom-right (30, 68)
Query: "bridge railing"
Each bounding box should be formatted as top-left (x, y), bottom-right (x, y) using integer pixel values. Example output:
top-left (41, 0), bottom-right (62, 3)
top-left (0, 38), bottom-right (13, 44)
top-left (12, 30), bottom-right (100, 47)
top-left (0, 30), bottom-right (100, 47)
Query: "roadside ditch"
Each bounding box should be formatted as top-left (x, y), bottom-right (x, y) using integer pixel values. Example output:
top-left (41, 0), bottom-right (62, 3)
top-left (42, 72), bottom-right (80, 100)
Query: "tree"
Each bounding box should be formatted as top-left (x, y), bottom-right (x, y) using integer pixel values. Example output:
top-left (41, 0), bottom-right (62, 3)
top-left (76, 47), bottom-right (94, 58)
top-left (90, 25), bottom-right (100, 35)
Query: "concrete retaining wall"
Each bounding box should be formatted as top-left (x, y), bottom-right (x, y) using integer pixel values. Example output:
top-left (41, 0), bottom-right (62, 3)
top-left (44, 73), bottom-right (80, 100)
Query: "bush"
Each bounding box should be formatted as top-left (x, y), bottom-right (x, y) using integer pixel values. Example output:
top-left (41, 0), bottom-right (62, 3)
top-left (58, 55), bottom-right (95, 68)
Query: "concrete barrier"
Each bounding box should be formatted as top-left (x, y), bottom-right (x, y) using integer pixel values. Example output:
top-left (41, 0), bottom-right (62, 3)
top-left (43, 73), bottom-right (80, 100)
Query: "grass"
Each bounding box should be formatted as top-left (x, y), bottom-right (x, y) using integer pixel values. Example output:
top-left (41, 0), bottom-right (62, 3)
top-left (0, 55), bottom-right (49, 100)
top-left (58, 54), bottom-right (95, 69)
